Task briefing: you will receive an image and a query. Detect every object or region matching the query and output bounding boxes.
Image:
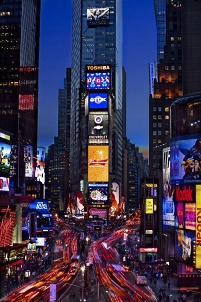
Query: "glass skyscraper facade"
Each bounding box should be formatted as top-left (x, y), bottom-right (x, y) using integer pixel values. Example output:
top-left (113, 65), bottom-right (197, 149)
top-left (70, 0), bottom-right (123, 193)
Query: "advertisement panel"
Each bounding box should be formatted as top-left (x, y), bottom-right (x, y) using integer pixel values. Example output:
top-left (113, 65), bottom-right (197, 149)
top-left (111, 182), bottom-right (120, 215)
top-left (0, 142), bottom-right (11, 176)
top-left (9, 144), bottom-right (17, 177)
top-left (86, 65), bottom-right (111, 91)
top-left (87, 7), bottom-right (110, 27)
top-left (35, 147), bottom-right (45, 184)
top-left (88, 183), bottom-right (108, 204)
top-left (24, 145), bottom-right (33, 177)
top-left (29, 199), bottom-right (49, 214)
top-left (88, 112), bottom-right (108, 138)
top-left (170, 136), bottom-right (201, 184)
top-left (89, 208), bottom-right (107, 219)
top-left (0, 177), bottom-right (9, 192)
top-left (196, 185), bottom-right (201, 268)
top-left (0, 205), bottom-right (16, 247)
top-left (76, 191), bottom-right (84, 213)
top-left (162, 147), bottom-right (175, 232)
top-left (145, 198), bottom-right (153, 214)
top-left (175, 229), bottom-right (195, 266)
top-left (89, 92), bottom-right (108, 110)
top-left (88, 146), bottom-right (109, 182)
top-left (185, 203), bottom-right (196, 230)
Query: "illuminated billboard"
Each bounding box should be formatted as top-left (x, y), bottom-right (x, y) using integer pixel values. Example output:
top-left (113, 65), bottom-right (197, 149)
top-left (88, 113), bottom-right (108, 138)
top-left (0, 205), bottom-right (16, 247)
top-left (87, 7), bottom-right (110, 27)
top-left (35, 147), bottom-right (45, 184)
top-left (89, 92), bottom-right (108, 110)
top-left (170, 136), bottom-right (201, 184)
top-left (0, 177), bottom-right (9, 192)
top-left (111, 182), bottom-right (120, 215)
top-left (196, 185), bottom-right (201, 268)
top-left (88, 183), bottom-right (108, 204)
top-left (185, 203), bottom-right (196, 230)
top-left (76, 191), bottom-right (84, 213)
top-left (86, 65), bottom-right (111, 91)
top-left (175, 229), bottom-right (194, 266)
top-left (0, 142), bottom-right (11, 177)
top-left (145, 198), bottom-right (153, 214)
top-left (88, 146), bottom-right (109, 182)
top-left (19, 94), bottom-right (34, 110)
top-left (24, 145), bottom-right (33, 178)
top-left (89, 208), bottom-right (107, 219)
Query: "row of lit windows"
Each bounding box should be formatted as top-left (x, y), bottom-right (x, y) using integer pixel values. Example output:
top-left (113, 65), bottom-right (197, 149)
top-left (153, 115), bottom-right (169, 120)
top-left (153, 130), bottom-right (169, 138)
top-left (170, 36), bottom-right (181, 41)
top-left (0, 82), bottom-right (18, 86)
top-left (0, 12), bottom-right (10, 16)
top-left (153, 107), bottom-right (169, 112)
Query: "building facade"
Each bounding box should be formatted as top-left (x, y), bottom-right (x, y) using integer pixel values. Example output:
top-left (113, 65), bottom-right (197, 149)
top-left (0, 0), bottom-right (41, 193)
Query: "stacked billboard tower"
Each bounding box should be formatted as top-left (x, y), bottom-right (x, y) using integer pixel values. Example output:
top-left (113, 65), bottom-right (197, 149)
top-left (85, 65), bottom-right (112, 220)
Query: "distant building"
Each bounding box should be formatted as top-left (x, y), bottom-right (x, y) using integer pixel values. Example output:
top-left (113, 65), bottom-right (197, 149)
top-left (46, 68), bottom-right (71, 210)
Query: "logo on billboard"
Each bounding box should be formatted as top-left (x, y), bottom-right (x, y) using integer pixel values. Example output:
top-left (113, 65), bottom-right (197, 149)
top-left (176, 186), bottom-right (193, 202)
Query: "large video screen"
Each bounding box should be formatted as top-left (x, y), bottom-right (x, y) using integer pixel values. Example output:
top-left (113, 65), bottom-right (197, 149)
top-left (86, 72), bottom-right (111, 90)
top-left (174, 229), bottom-right (195, 266)
top-left (0, 177), bottom-right (9, 192)
top-left (88, 113), bottom-right (108, 137)
top-left (88, 146), bottom-right (109, 182)
top-left (24, 145), bottom-right (33, 178)
top-left (0, 142), bottom-right (11, 177)
top-left (170, 136), bottom-right (201, 184)
top-left (87, 8), bottom-right (110, 27)
top-left (89, 92), bottom-right (108, 110)
top-left (88, 183), bottom-right (108, 204)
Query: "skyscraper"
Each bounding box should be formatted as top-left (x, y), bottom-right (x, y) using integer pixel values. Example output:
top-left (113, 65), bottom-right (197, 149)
top-left (70, 1), bottom-right (123, 206)
top-left (149, 0), bottom-right (182, 177)
top-left (0, 0), bottom-right (41, 192)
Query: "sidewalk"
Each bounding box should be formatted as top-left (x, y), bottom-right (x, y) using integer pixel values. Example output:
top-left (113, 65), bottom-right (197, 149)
top-left (147, 274), bottom-right (195, 302)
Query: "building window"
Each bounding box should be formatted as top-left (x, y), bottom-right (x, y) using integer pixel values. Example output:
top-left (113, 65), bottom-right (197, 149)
top-left (153, 123), bottom-right (157, 128)
top-left (165, 107), bottom-right (169, 112)
top-left (158, 139), bottom-right (162, 144)
top-left (158, 115), bottom-right (162, 120)
top-left (171, 66), bottom-right (175, 70)
top-left (153, 115), bottom-right (157, 120)
top-left (158, 107), bottom-right (162, 112)
top-left (171, 37), bottom-right (174, 41)
top-left (153, 131), bottom-right (157, 135)
top-left (165, 115), bottom-right (169, 120)
top-left (165, 66), bottom-right (169, 70)
top-left (158, 131), bottom-right (162, 135)
top-left (153, 107), bottom-right (157, 112)
top-left (158, 123), bottom-right (162, 127)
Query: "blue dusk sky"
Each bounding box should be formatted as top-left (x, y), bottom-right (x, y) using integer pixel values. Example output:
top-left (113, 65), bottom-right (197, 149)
top-left (38, 0), bottom-right (157, 158)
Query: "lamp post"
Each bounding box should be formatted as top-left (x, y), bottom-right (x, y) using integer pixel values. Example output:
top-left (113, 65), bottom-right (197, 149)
top-left (80, 264), bottom-right (85, 302)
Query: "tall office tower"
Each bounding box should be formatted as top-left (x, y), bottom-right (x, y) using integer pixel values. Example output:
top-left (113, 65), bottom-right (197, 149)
top-left (70, 1), bottom-right (123, 201)
top-left (46, 69), bottom-right (71, 210)
top-left (0, 0), bottom-right (41, 192)
top-left (149, 0), bottom-right (182, 177)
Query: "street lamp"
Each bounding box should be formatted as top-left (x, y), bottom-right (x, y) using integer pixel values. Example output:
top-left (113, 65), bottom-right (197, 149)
top-left (80, 264), bottom-right (85, 302)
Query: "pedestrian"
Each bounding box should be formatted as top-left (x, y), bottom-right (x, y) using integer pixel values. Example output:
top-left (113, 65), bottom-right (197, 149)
top-left (154, 279), bottom-right (157, 287)
top-left (168, 281), bottom-right (170, 289)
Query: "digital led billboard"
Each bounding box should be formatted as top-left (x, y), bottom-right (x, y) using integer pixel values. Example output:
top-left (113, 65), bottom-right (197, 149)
top-left (0, 177), bottom-right (9, 192)
top-left (111, 182), bottom-right (120, 214)
top-left (24, 145), bottom-right (33, 178)
top-left (19, 94), bottom-right (34, 110)
top-left (88, 183), bottom-right (108, 204)
top-left (76, 191), bottom-right (84, 213)
top-left (175, 229), bottom-right (195, 266)
top-left (87, 7), bottom-right (110, 27)
top-left (88, 146), bottom-right (109, 182)
top-left (86, 72), bottom-right (110, 90)
top-left (88, 113), bottom-right (108, 137)
top-left (0, 142), bottom-right (11, 177)
top-left (89, 92), bottom-right (108, 110)
top-left (170, 136), bottom-right (201, 184)
top-left (86, 65), bottom-right (111, 91)
top-left (35, 147), bottom-right (45, 184)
